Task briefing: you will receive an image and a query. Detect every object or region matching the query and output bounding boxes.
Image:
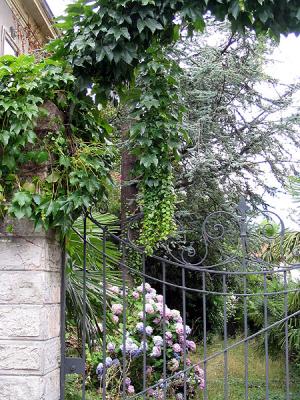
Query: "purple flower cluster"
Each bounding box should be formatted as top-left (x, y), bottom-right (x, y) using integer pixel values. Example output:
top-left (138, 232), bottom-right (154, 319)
top-left (96, 282), bottom-right (204, 396)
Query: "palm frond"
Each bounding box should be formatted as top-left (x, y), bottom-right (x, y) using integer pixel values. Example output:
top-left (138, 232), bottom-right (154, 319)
top-left (65, 213), bottom-right (122, 348)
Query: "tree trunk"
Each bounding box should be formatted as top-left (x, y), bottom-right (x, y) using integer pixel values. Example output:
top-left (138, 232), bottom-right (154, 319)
top-left (120, 124), bottom-right (138, 239)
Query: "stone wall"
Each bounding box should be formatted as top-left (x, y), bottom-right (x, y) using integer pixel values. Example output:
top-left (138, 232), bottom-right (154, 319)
top-left (0, 219), bottom-right (61, 400)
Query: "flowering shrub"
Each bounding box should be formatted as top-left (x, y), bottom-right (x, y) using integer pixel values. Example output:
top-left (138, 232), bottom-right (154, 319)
top-left (94, 283), bottom-right (205, 398)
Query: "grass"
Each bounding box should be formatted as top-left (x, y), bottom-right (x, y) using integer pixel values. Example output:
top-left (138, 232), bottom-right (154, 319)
top-left (194, 336), bottom-right (300, 400)
top-left (65, 337), bottom-right (300, 399)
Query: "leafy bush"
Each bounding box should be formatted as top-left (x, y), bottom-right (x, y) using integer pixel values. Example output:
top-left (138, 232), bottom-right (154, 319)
top-left (86, 283), bottom-right (204, 398)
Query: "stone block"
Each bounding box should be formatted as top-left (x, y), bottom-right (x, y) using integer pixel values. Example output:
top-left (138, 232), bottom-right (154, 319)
top-left (0, 375), bottom-right (40, 400)
top-left (0, 305), bottom-right (60, 340)
top-left (0, 271), bottom-right (61, 305)
top-left (0, 337), bottom-right (60, 375)
top-left (0, 237), bottom-right (61, 272)
top-left (0, 369), bottom-right (60, 400)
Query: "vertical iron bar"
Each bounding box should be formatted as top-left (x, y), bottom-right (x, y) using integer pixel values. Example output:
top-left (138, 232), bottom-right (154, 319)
top-left (60, 242), bottom-right (66, 399)
top-left (162, 262), bottom-right (167, 400)
top-left (142, 254), bottom-right (147, 399)
top-left (102, 228), bottom-right (107, 399)
top-left (263, 271), bottom-right (269, 400)
top-left (223, 273), bottom-right (228, 400)
top-left (243, 276), bottom-right (249, 400)
top-left (284, 270), bottom-right (290, 400)
top-left (82, 214), bottom-right (87, 400)
top-left (122, 244), bottom-right (127, 398)
top-left (202, 271), bottom-right (208, 400)
top-left (240, 210), bottom-right (249, 400)
top-left (182, 267), bottom-right (187, 400)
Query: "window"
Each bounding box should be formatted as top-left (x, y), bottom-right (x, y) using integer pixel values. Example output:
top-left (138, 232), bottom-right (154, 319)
top-left (1, 26), bottom-right (18, 56)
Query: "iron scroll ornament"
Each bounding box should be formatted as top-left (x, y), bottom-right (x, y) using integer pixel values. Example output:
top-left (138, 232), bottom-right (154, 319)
top-left (89, 197), bottom-right (288, 270)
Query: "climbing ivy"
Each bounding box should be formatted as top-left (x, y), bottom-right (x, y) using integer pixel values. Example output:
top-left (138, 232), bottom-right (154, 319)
top-left (2, 0), bottom-right (300, 249)
top-left (0, 55), bottom-right (114, 231)
top-left (48, 0), bottom-right (300, 251)
top-left (129, 51), bottom-right (185, 251)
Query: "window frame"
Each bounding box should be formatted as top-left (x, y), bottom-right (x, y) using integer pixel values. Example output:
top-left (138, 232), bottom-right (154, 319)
top-left (0, 26), bottom-right (19, 56)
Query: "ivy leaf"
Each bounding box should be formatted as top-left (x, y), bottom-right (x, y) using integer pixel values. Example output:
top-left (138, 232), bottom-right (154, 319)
top-left (137, 19), bottom-right (145, 33)
top-left (229, 0), bottom-right (240, 20)
top-left (0, 131), bottom-right (10, 146)
top-left (59, 155), bottom-right (71, 168)
top-left (144, 18), bottom-right (164, 33)
top-left (107, 27), bottom-right (131, 41)
top-left (140, 154), bottom-right (159, 168)
top-left (13, 191), bottom-right (32, 207)
top-left (12, 208), bottom-right (26, 219)
top-left (46, 172), bottom-right (60, 183)
top-left (2, 155), bottom-right (16, 170)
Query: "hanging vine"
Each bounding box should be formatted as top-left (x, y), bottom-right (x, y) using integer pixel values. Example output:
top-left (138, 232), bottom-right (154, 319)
top-left (1, 0), bottom-right (300, 248)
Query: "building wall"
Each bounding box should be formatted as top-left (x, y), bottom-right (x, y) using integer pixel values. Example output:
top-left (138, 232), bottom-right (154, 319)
top-left (0, 0), bottom-right (56, 55)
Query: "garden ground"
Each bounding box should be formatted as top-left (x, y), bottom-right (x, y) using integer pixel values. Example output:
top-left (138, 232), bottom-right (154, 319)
top-left (65, 337), bottom-right (300, 399)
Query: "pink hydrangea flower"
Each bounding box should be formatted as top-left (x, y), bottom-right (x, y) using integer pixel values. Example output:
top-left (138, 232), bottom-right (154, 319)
top-left (173, 343), bottom-right (181, 353)
top-left (171, 309), bottom-right (181, 320)
top-left (185, 325), bottom-right (192, 335)
top-left (155, 303), bottom-right (163, 313)
top-left (194, 365), bottom-right (204, 378)
top-left (145, 326), bottom-right (153, 336)
top-left (124, 377), bottom-right (131, 386)
top-left (110, 286), bottom-right (120, 294)
top-left (132, 291), bottom-right (139, 299)
top-left (164, 308), bottom-right (172, 319)
top-left (153, 336), bottom-right (163, 347)
top-left (107, 342), bottom-right (115, 352)
top-left (165, 331), bottom-right (172, 340)
top-left (175, 323), bottom-right (184, 335)
top-left (145, 283), bottom-right (151, 292)
top-left (113, 315), bottom-right (119, 323)
top-left (153, 317), bottom-right (161, 324)
top-left (145, 304), bottom-right (155, 314)
top-left (156, 294), bottom-right (163, 303)
top-left (150, 345), bottom-right (162, 358)
top-left (187, 340), bottom-right (196, 352)
top-left (138, 311), bottom-right (144, 319)
top-left (127, 385), bottom-right (135, 394)
top-left (112, 303), bottom-right (123, 315)
top-left (178, 335), bottom-right (185, 344)
top-left (145, 294), bottom-right (155, 304)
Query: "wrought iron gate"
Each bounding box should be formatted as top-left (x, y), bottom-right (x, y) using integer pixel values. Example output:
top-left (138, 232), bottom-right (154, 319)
top-left (61, 198), bottom-right (300, 399)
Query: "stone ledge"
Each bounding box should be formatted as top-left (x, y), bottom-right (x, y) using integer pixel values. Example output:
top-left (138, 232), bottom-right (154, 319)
top-left (0, 271), bottom-right (61, 305)
top-left (0, 368), bottom-right (60, 400)
top-left (0, 305), bottom-right (60, 340)
top-left (0, 218), bottom-right (57, 241)
top-left (0, 337), bottom-right (60, 375)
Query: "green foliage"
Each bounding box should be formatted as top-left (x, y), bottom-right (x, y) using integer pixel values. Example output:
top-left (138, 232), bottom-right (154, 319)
top-left (174, 25), bottom-right (300, 215)
top-left (51, 0), bottom-right (300, 94)
top-left (128, 53), bottom-right (184, 251)
top-left (48, 0), bottom-right (300, 251)
top-left (139, 172), bottom-right (176, 253)
top-left (0, 55), bottom-right (115, 232)
top-left (66, 212), bottom-right (122, 346)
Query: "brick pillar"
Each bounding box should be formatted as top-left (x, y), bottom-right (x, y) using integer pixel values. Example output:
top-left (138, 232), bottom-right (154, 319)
top-left (0, 219), bottom-right (62, 400)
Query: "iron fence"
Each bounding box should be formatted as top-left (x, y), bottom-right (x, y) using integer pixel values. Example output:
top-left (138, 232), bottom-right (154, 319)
top-left (61, 198), bottom-right (300, 399)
